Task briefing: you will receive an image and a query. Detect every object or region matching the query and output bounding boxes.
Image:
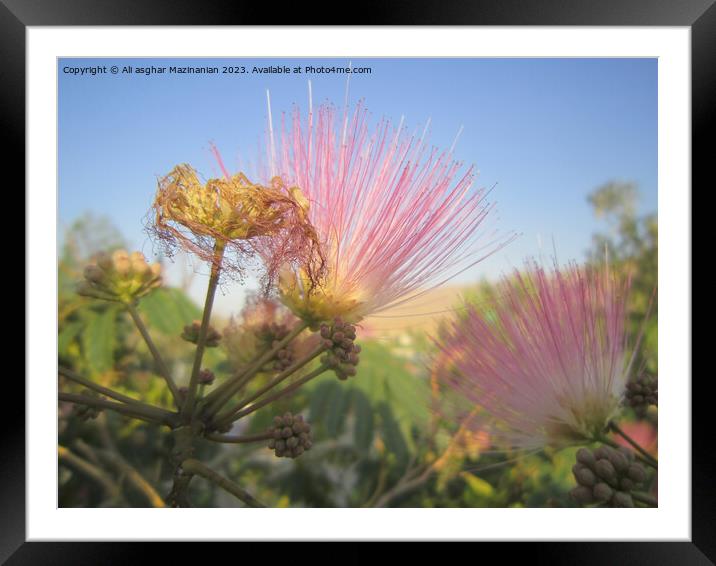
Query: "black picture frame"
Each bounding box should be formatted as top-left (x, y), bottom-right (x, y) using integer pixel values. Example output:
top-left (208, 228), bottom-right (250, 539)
top-left (8, 1), bottom-right (704, 562)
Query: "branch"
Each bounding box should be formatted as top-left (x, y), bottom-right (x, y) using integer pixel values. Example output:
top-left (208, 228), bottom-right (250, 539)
top-left (212, 346), bottom-right (326, 423)
top-left (204, 431), bottom-right (274, 444)
top-left (214, 364), bottom-right (329, 427)
top-left (59, 392), bottom-right (178, 427)
top-left (58, 445), bottom-right (123, 503)
top-left (202, 319), bottom-right (309, 415)
top-left (182, 241), bottom-right (225, 420)
top-left (59, 366), bottom-right (154, 409)
top-left (608, 421), bottom-right (658, 469)
top-left (126, 302), bottom-right (181, 406)
top-left (97, 449), bottom-right (167, 508)
top-left (181, 459), bottom-right (266, 507)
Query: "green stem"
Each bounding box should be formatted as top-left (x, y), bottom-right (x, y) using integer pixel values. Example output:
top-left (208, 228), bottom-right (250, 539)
top-left (181, 459), bottom-right (265, 507)
top-left (202, 320), bottom-right (309, 416)
top-left (59, 366), bottom-right (153, 409)
top-left (59, 391), bottom-right (177, 427)
top-left (216, 364), bottom-right (329, 426)
top-left (631, 491), bottom-right (658, 507)
top-left (212, 345), bottom-right (326, 424)
top-left (609, 421), bottom-right (658, 469)
top-left (181, 241), bottom-right (225, 421)
top-left (127, 302), bottom-right (181, 406)
top-left (204, 431), bottom-right (274, 444)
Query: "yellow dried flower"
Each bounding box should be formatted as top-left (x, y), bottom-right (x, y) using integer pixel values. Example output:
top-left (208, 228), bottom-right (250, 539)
top-left (150, 164), bottom-right (322, 284)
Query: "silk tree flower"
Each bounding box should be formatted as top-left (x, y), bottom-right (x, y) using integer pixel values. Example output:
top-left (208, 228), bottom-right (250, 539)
top-left (435, 261), bottom-right (633, 451)
top-left (150, 161), bottom-right (321, 283)
top-left (265, 100), bottom-right (508, 327)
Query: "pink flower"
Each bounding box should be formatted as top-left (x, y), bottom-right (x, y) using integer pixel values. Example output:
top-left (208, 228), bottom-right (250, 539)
top-left (265, 99), bottom-right (508, 326)
top-left (435, 261), bottom-right (632, 450)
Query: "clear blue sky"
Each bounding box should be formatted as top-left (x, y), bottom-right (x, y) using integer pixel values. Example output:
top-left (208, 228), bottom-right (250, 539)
top-left (58, 57), bottom-right (657, 314)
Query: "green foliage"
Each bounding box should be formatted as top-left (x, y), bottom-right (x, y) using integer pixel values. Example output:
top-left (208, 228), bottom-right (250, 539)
top-left (139, 288), bottom-right (202, 336)
top-left (81, 306), bottom-right (120, 375)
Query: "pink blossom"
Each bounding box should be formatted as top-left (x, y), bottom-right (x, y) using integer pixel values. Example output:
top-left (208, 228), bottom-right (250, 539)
top-left (265, 99), bottom-right (509, 325)
top-left (435, 261), bottom-right (632, 450)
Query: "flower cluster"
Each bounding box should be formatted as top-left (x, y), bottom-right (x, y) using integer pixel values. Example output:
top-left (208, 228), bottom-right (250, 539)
top-left (570, 446), bottom-right (647, 508)
top-left (624, 375), bottom-right (658, 414)
top-left (181, 320), bottom-right (222, 347)
top-left (319, 319), bottom-right (361, 380)
top-left (267, 413), bottom-right (313, 459)
top-left (77, 249), bottom-right (162, 303)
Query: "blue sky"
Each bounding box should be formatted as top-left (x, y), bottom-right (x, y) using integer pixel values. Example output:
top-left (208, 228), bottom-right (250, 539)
top-left (58, 57), bottom-right (657, 315)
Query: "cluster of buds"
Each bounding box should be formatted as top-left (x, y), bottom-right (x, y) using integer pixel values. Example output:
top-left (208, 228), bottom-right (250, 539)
top-left (181, 321), bottom-right (222, 347)
top-left (570, 446), bottom-right (648, 508)
top-left (624, 375), bottom-right (658, 414)
top-left (72, 391), bottom-right (103, 421)
top-left (267, 412), bottom-right (313, 459)
top-left (319, 319), bottom-right (361, 380)
top-left (77, 250), bottom-right (162, 303)
top-left (254, 322), bottom-right (296, 371)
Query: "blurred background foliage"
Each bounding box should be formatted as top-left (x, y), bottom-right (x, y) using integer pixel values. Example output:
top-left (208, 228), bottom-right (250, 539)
top-left (58, 182), bottom-right (657, 508)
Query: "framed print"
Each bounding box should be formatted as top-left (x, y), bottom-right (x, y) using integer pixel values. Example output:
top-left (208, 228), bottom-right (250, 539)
top-left (8, 0), bottom-right (707, 561)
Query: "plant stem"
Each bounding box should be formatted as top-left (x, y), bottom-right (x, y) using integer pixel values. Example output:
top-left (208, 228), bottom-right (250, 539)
top-left (181, 459), bottom-right (266, 507)
top-left (59, 366), bottom-right (152, 408)
top-left (58, 445), bottom-right (123, 503)
top-left (202, 320), bottom-right (309, 415)
top-left (631, 491), bottom-right (658, 507)
top-left (59, 392), bottom-right (177, 427)
top-left (181, 241), bottom-right (225, 421)
top-left (204, 431), bottom-right (274, 444)
top-left (608, 421), bottom-right (658, 469)
top-left (216, 364), bottom-right (329, 426)
top-left (212, 345), bottom-right (326, 424)
top-left (126, 302), bottom-right (181, 406)
top-left (97, 449), bottom-right (167, 508)
top-left (372, 465), bottom-right (434, 508)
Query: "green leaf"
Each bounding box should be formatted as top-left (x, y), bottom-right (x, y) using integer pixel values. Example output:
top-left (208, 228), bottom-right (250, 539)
top-left (81, 307), bottom-right (118, 374)
top-left (138, 287), bottom-right (201, 336)
top-left (58, 320), bottom-right (83, 357)
top-left (351, 389), bottom-right (374, 452)
top-left (324, 381), bottom-right (349, 438)
top-left (378, 402), bottom-right (408, 469)
top-left (309, 379), bottom-right (339, 426)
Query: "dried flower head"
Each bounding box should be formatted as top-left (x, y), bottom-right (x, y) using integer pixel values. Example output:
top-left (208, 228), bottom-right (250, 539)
top-left (150, 161), bottom-right (322, 283)
top-left (435, 260), bottom-right (632, 451)
top-left (265, 100), bottom-right (508, 327)
top-left (77, 249), bottom-right (162, 303)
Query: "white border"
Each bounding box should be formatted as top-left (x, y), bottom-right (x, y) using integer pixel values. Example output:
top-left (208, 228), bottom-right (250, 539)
top-left (28, 27), bottom-right (691, 541)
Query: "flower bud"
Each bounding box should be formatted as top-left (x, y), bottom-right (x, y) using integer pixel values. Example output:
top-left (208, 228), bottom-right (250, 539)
top-left (576, 447), bottom-right (596, 468)
top-left (593, 482), bottom-right (613, 502)
top-left (612, 491), bottom-right (634, 508)
top-left (570, 486), bottom-right (594, 505)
